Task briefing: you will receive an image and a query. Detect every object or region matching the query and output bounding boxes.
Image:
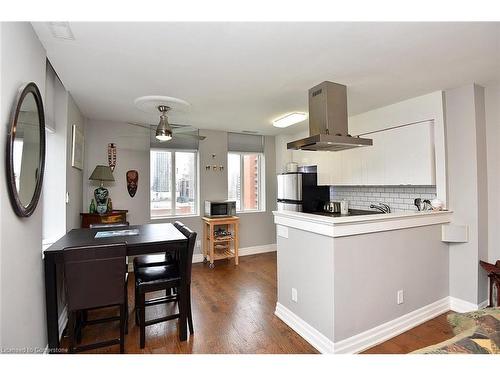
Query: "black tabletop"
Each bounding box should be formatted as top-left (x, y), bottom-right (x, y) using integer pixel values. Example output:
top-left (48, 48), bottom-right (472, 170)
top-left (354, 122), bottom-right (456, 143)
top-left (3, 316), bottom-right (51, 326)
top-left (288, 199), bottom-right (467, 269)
top-left (44, 223), bottom-right (187, 254)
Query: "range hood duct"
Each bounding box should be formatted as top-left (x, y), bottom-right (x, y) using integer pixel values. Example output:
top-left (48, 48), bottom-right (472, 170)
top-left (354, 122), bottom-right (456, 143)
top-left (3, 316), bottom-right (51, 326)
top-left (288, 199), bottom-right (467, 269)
top-left (287, 81), bottom-right (373, 151)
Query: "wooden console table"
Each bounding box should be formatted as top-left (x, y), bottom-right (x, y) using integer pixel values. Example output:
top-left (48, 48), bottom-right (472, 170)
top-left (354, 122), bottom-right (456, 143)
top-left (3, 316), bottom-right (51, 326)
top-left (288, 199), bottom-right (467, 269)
top-left (202, 216), bottom-right (239, 269)
top-left (480, 260), bottom-right (500, 307)
top-left (80, 210), bottom-right (128, 228)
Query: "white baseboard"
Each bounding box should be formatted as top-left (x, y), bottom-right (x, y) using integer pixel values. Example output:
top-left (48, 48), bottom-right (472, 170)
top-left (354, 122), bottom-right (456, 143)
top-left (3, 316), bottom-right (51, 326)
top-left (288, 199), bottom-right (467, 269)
top-left (193, 243), bottom-right (277, 263)
top-left (478, 300), bottom-right (489, 309)
top-left (333, 297), bottom-right (450, 354)
top-left (274, 302), bottom-right (334, 354)
top-left (274, 297), bottom-right (452, 354)
top-left (129, 244), bottom-right (277, 269)
top-left (449, 296), bottom-right (489, 313)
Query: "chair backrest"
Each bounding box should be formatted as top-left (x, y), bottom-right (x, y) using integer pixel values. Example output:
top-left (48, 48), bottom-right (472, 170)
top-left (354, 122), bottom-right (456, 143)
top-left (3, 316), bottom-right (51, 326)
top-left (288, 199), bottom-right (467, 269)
top-left (173, 221), bottom-right (185, 231)
top-left (63, 243), bottom-right (127, 312)
top-left (177, 225), bottom-right (197, 284)
top-left (89, 222), bottom-right (129, 229)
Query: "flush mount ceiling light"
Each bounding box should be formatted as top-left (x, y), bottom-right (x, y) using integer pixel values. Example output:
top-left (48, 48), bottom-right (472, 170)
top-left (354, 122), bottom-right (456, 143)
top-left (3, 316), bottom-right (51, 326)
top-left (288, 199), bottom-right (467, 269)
top-left (272, 112), bottom-right (308, 128)
top-left (47, 22), bottom-right (75, 40)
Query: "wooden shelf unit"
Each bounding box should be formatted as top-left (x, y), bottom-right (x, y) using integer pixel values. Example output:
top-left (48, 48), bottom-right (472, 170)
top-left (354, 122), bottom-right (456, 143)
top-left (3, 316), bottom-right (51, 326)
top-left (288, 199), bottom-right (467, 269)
top-left (202, 216), bottom-right (239, 268)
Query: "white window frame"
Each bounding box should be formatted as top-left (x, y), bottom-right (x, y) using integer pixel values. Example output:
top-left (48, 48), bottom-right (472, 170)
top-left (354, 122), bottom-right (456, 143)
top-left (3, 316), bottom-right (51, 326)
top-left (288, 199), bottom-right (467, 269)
top-left (228, 151), bottom-right (266, 213)
top-left (150, 148), bottom-right (199, 219)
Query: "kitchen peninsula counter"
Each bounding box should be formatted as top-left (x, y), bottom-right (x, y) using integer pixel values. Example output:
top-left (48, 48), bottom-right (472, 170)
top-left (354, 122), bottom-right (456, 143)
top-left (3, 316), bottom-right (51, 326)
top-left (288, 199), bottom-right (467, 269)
top-left (273, 210), bottom-right (452, 238)
top-left (272, 209), bottom-right (452, 353)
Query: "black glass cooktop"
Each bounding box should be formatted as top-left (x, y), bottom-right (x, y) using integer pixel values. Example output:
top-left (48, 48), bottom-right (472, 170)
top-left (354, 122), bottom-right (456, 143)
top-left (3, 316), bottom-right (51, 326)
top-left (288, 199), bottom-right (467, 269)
top-left (310, 209), bottom-right (381, 217)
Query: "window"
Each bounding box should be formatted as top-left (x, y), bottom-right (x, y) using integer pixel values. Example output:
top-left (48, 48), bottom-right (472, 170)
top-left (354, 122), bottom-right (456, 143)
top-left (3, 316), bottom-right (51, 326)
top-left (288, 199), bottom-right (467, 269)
top-left (150, 149), bottom-right (198, 218)
top-left (228, 152), bottom-right (265, 212)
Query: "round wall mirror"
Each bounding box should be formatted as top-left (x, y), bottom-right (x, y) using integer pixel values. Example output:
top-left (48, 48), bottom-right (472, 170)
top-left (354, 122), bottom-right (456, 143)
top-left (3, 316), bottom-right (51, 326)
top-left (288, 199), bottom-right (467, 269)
top-left (6, 82), bottom-right (46, 217)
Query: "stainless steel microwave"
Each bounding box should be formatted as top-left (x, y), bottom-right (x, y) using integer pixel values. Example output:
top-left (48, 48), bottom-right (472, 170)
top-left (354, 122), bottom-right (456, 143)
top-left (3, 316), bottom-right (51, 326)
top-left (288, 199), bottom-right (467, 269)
top-left (204, 200), bottom-right (237, 217)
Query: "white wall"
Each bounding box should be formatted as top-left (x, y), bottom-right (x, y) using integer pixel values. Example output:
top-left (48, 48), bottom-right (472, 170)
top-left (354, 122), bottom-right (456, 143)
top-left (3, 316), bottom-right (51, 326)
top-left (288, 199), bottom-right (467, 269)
top-left (43, 74), bottom-right (67, 243)
top-left (333, 224), bottom-right (449, 341)
top-left (83, 120), bottom-right (277, 252)
top-left (485, 83), bottom-right (500, 262)
top-left (445, 83), bottom-right (488, 305)
top-left (0, 22), bottom-right (47, 351)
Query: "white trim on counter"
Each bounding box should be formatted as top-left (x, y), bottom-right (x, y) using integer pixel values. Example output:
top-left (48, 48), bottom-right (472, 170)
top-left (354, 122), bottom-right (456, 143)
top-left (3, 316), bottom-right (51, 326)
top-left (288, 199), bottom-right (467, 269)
top-left (273, 210), bottom-right (452, 238)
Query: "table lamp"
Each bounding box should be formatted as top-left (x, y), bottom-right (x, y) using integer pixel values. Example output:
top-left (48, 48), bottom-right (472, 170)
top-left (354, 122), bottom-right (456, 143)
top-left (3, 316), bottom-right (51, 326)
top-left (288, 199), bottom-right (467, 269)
top-left (89, 165), bottom-right (115, 214)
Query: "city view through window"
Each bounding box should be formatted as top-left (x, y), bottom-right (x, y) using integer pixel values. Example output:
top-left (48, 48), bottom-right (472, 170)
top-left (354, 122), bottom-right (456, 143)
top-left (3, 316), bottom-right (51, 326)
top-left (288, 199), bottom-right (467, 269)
top-left (150, 150), bottom-right (196, 217)
top-left (228, 152), bottom-right (262, 212)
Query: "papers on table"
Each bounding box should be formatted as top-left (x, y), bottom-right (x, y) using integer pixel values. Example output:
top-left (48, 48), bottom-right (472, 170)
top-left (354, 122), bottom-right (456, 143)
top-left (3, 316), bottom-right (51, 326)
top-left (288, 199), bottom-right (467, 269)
top-left (94, 229), bottom-right (139, 238)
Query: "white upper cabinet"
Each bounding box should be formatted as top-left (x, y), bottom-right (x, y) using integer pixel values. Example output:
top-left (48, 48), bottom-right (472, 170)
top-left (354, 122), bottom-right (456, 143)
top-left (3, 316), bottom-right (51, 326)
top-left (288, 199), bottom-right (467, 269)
top-left (381, 122), bottom-right (435, 185)
top-left (314, 121), bottom-right (435, 186)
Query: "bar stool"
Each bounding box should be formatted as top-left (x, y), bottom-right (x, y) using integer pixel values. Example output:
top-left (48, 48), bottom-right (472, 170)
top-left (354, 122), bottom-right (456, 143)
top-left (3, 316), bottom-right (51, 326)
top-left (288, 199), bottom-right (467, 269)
top-left (134, 225), bottom-right (196, 348)
top-left (133, 221), bottom-right (185, 317)
top-left (63, 243), bottom-right (128, 353)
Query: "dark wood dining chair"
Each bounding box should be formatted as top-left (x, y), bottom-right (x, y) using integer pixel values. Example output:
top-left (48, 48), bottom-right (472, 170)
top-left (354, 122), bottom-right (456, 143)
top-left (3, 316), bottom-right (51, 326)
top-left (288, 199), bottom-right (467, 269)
top-left (63, 243), bottom-right (128, 353)
top-left (133, 221), bottom-right (184, 311)
top-left (134, 224), bottom-right (196, 348)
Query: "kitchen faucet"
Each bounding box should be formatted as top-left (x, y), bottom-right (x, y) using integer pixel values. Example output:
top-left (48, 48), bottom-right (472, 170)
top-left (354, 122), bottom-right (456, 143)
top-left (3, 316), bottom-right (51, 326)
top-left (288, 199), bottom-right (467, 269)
top-left (370, 203), bottom-right (391, 213)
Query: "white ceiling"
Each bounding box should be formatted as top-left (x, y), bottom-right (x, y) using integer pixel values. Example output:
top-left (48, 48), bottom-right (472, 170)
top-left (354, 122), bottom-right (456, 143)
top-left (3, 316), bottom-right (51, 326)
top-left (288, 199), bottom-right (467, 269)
top-left (32, 22), bottom-right (500, 135)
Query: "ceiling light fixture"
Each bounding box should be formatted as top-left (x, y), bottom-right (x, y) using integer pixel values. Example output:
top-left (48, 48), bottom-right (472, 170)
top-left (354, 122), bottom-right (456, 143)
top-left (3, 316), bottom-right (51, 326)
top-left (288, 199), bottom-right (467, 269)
top-left (155, 105), bottom-right (173, 142)
top-left (47, 22), bottom-right (75, 40)
top-left (272, 112), bottom-right (308, 128)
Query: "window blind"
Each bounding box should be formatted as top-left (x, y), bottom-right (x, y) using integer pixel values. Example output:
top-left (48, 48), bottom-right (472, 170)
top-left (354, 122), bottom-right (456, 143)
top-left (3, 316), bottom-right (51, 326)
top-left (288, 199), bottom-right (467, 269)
top-left (227, 132), bottom-right (264, 153)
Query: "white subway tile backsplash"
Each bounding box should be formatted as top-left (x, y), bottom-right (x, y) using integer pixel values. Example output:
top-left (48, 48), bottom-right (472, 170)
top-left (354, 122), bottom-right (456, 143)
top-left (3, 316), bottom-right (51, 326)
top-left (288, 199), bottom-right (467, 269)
top-left (329, 185), bottom-right (436, 212)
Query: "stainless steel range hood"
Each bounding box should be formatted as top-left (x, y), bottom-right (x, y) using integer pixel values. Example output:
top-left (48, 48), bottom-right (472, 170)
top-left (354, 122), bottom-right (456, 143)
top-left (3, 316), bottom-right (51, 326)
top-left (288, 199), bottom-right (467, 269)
top-left (287, 81), bottom-right (373, 151)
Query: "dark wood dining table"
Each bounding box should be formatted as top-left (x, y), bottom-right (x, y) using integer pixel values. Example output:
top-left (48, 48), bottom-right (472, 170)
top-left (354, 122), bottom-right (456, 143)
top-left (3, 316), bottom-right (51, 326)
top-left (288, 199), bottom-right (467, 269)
top-left (43, 223), bottom-right (188, 352)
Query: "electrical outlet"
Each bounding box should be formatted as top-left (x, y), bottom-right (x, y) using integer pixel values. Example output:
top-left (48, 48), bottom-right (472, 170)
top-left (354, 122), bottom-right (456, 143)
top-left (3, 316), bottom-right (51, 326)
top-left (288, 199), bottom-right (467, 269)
top-left (291, 288), bottom-right (298, 303)
top-left (397, 290), bottom-right (404, 305)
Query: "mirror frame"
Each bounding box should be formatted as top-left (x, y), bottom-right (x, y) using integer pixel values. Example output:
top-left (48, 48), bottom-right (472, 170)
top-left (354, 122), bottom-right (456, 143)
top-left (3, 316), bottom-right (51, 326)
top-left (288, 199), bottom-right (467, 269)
top-left (6, 82), bottom-right (46, 217)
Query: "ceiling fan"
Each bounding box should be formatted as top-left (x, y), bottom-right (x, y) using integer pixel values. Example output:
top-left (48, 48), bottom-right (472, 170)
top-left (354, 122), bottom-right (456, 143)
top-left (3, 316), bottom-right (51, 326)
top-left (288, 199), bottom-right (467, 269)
top-left (128, 105), bottom-right (206, 141)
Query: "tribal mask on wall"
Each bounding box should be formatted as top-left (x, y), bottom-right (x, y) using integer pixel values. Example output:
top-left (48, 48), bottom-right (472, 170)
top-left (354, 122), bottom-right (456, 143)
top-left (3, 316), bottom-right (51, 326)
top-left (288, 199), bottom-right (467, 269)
top-left (126, 170), bottom-right (138, 197)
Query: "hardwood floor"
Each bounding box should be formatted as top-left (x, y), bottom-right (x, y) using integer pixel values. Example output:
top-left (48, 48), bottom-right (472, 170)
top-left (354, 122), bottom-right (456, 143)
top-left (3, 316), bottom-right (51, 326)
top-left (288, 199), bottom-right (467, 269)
top-left (361, 312), bottom-right (455, 354)
top-left (61, 252), bottom-right (318, 354)
top-left (61, 251), bottom-right (455, 354)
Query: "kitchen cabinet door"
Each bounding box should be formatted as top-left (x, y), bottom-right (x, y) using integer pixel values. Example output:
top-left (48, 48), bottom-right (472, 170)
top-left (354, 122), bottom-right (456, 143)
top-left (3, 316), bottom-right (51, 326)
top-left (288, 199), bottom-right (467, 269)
top-left (291, 149), bottom-right (313, 166)
top-left (339, 148), bottom-right (363, 185)
top-left (317, 151), bottom-right (342, 185)
top-left (362, 131), bottom-right (386, 185)
top-left (382, 122), bottom-right (435, 185)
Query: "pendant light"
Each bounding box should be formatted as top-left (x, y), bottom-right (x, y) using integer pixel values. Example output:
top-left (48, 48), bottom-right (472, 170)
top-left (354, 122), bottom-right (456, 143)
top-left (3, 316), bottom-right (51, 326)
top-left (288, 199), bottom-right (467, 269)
top-left (155, 105), bottom-right (173, 142)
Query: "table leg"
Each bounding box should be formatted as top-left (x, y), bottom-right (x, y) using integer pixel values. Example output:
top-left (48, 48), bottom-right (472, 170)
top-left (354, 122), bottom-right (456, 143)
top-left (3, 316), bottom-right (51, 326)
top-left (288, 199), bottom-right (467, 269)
top-left (44, 255), bottom-right (60, 352)
top-left (202, 222), bottom-right (207, 263)
top-left (209, 223), bottom-right (215, 269)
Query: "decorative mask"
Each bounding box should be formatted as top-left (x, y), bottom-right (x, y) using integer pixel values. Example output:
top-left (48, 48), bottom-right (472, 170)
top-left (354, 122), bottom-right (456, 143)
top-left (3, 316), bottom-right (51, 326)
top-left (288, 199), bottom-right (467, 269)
top-left (126, 170), bottom-right (138, 197)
